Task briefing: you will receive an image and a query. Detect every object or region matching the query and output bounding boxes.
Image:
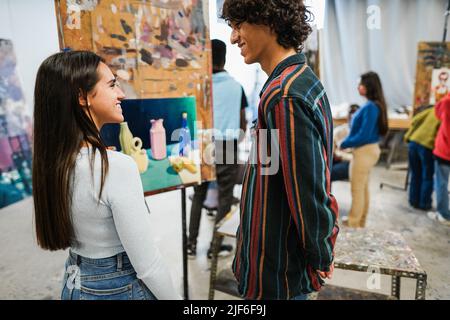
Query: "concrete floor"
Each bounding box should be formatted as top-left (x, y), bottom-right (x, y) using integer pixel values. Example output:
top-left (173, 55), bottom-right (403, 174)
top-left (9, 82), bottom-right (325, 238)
top-left (0, 164), bottom-right (449, 300)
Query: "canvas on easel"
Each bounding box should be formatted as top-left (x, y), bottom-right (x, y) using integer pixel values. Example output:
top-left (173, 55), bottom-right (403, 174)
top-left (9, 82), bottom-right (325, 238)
top-left (430, 67), bottom-right (450, 105)
top-left (54, 0), bottom-right (215, 188)
top-left (413, 42), bottom-right (450, 113)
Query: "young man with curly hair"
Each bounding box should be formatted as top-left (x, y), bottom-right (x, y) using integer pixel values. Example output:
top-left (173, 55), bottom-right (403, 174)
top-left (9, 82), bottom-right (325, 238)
top-left (221, 0), bottom-right (340, 300)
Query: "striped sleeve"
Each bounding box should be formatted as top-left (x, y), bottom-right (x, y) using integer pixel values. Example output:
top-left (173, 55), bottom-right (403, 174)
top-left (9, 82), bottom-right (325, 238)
top-left (267, 96), bottom-right (338, 272)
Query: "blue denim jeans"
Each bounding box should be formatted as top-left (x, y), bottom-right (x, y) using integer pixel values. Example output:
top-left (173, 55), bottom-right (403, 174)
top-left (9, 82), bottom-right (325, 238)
top-left (408, 142), bottom-right (434, 210)
top-left (331, 161), bottom-right (350, 182)
top-left (435, 160), bottom-right (450, 220)
top-left (61, 250), bottom-right (157, 300)
top-left (291, 293), bottom-right (309, 300)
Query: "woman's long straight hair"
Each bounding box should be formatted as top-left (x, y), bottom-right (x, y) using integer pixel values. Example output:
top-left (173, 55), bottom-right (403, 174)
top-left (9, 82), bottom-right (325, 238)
top-left (360, 71), bottom-right (389, 136)
top-left (33, 51), bottom-right (109, 250)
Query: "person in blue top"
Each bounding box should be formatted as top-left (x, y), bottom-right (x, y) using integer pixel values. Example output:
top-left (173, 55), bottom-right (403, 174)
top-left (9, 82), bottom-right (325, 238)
top-left (340, 71), bottom-right (388, 228)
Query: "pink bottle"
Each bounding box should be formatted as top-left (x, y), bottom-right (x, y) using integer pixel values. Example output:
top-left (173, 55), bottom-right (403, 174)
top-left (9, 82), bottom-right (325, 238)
top-left (150, 119), bottom-right (167, 160)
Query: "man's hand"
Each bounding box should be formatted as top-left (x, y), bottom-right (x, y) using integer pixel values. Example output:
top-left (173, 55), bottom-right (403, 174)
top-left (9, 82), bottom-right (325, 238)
top-left (316, 262), bottom-right (334, 280)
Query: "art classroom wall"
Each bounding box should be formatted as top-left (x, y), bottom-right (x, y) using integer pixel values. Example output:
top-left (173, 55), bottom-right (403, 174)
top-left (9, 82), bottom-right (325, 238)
top-left (55, 0), bottom-right (215, 183)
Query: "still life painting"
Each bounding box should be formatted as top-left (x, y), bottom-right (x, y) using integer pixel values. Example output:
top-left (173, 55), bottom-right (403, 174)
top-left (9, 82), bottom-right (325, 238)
top-left (101, 96), bottom-right (201, 193)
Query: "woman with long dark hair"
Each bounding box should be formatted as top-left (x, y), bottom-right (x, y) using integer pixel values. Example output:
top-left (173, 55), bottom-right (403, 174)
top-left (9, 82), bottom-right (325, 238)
top-left (33, 51), bottom-right (180, 300)
top-left (340, 71), bottom-right (388, 228)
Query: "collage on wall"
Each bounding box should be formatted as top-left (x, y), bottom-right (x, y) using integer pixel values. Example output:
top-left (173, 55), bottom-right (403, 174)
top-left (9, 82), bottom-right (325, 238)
top-left (0, 39), bottom-right (33, 208)
top-left (55, 0), bottom-right (215, 194)
top-left (413, 42), bottom-right (450, 113)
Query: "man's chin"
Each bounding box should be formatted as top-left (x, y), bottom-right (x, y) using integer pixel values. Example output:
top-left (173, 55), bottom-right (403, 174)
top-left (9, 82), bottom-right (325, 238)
top-left (244, 56), bottom-right (254, 65)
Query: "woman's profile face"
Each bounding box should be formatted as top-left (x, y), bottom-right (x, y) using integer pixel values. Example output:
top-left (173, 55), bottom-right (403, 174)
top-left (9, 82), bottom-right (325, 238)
top-left (358, 83), bottom-right (367, 97)
top-left (86, 62), bottom-right (125, 128)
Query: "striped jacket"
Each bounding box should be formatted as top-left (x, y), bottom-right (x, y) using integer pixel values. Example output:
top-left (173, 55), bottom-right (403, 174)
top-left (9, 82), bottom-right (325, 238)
top-left (232, 53), bottom-right (339, 300)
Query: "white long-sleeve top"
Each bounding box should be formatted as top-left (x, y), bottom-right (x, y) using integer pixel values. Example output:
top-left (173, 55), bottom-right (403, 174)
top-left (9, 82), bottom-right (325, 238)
top-left (70, 147), bottom-right (181, 300)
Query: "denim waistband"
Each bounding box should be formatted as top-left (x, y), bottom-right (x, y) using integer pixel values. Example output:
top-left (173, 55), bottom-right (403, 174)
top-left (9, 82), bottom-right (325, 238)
top-left (66, 251), bottom-right (134, 290)
top-left (69, 250), bottom-right (130, 267)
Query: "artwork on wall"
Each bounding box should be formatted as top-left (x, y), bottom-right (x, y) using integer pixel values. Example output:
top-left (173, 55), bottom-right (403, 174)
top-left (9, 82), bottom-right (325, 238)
top-left (54, 0), bottom-right (215, 184)
top-left (101, 97), bottom-right (202, 194)
top-left (0, 39), bottom-right (33, 208)
top-left (413, 42), bottom-right (450, 113)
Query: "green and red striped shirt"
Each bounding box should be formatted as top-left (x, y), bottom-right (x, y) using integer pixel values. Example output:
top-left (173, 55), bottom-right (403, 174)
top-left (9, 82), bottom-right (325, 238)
top-left (233, 53), bottom-right (339, 300)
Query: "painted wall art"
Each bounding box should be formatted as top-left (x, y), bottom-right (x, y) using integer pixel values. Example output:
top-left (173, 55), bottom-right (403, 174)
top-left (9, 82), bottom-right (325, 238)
top-left (55, 0), bottom-right (215, 184)
top-left (0, 39), bottom-right (33, 208)
top-left (100, 97), bottom-right (201, 194)
top-left (413, 42), bottom-right (450, 112)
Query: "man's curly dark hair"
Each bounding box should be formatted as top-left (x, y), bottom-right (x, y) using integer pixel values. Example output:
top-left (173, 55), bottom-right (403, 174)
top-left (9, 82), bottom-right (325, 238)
top-left (221, 0), bottom-right (313, 52)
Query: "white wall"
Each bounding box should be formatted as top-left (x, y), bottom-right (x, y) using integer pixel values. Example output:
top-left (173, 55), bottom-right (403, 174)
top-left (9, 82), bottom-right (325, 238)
top-left (0, 0), bottom-right (60, 114)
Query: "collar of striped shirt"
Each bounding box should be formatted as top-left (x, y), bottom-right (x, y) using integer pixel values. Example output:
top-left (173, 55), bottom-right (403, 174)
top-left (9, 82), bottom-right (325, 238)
top-left (259, 52), bottom-right (306, 98)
